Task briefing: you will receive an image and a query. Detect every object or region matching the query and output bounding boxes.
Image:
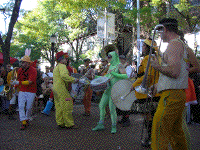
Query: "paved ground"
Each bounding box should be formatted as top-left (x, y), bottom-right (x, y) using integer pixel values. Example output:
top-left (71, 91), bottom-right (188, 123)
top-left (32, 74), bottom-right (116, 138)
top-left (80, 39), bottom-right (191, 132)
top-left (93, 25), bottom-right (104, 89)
top-left (0, 103), bottom-right (200, 150)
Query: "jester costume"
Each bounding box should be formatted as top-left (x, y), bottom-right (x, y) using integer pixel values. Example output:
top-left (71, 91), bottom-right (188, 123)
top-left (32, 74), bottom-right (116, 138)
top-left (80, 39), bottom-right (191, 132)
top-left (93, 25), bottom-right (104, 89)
top-left (92, 51), bottom-right (128, 133)
top-left (16, 56), bottom-right (37, 130)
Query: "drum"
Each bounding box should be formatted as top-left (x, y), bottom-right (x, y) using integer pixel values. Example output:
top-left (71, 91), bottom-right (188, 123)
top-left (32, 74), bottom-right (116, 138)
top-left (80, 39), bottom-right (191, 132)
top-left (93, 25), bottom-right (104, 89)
top-left (71, 83), bottom-right (85, 99)
top-left (79, 77), bottom-right (90, 88)
top-left (111, 79), bottom-right (136, 111)
top-left (90, 77), bottom-right (110, 92)
top-left (71, 73), bottom-right (83, 79)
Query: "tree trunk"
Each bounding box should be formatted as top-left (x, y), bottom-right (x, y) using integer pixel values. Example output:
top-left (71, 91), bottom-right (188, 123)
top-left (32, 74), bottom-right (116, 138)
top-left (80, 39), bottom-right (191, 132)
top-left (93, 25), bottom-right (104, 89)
top-left (0, 0), bottom-right (22, 67)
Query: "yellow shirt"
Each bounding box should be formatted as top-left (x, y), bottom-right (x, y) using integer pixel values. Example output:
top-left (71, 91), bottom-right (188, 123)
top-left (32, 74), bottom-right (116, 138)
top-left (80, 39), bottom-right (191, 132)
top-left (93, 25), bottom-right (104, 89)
top-left (133, 55), bottom-right (160, 99)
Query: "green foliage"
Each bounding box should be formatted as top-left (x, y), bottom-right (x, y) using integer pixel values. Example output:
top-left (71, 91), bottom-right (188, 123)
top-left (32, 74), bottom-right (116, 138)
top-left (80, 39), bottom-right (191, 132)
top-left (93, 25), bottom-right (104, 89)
top-left (10, 0), bottom-right (199, 67)
top-left (151, 0), bottom-right (199, 33)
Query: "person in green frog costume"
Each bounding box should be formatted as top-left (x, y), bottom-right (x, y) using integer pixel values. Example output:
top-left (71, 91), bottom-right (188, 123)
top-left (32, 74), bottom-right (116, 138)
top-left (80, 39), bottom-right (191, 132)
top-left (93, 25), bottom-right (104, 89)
top-left (92, 51), bottom-right (128, 133)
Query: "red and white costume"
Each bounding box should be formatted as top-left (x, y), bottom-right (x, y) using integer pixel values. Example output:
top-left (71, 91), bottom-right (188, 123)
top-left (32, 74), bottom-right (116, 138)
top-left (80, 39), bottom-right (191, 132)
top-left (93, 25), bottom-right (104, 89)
top-left (17, 66), bottom-right (37, 121)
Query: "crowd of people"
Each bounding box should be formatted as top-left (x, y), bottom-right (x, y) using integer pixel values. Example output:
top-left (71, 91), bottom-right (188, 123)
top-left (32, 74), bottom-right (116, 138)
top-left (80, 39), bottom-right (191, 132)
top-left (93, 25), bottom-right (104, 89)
top-left (0, 18), bottom-right (200, 149)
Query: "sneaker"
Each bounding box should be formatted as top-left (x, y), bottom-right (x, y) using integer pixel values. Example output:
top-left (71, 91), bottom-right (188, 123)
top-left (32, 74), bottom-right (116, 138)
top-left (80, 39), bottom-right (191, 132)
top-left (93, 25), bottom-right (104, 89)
top-left (92, 123), bottom-right (105, 131)
top-left (82, 113), bottom-right (90, 116)
top-left (141, 138), bottom-right (151, 147)
top-left (122, 119), bottom-right (131, 127)
top-left (41, 111), bottom-right (49, 116)
top-left (20, 121), bottom-right (29, 130)
top-left (66, 125), bottom-right (79, 129)
top-left (117, 117), bottom-right (126, 124)
top-left (41, 111), bottom-right (44, 114)
top-left (20, 124), bottom-right (26, 130)
top-left (57, 125), bottom-right (66, 129)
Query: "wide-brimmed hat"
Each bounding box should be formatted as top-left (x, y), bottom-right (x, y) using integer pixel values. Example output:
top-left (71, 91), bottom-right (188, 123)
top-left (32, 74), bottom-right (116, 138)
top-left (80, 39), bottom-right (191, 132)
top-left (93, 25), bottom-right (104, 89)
top-left (21, 55), bottom-right (32, 63)
top-left (56, 51), bottom-right (69, 61)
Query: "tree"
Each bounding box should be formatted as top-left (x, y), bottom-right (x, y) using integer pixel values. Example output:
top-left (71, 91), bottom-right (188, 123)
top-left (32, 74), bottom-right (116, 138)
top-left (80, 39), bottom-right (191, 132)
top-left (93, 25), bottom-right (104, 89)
top-left (14, 0), bottom-right (70, 65)
top-left (0, 0), bottom-right (22, 67)
top-left (151, 0), bottom-right (200, 34)
top-left (14, 0), bottom-right (100, 69)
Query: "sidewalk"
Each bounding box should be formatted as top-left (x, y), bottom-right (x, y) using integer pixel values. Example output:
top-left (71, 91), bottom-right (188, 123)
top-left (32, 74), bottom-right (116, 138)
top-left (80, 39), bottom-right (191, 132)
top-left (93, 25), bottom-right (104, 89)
top-left (0, 103), bottom-right (199, 150)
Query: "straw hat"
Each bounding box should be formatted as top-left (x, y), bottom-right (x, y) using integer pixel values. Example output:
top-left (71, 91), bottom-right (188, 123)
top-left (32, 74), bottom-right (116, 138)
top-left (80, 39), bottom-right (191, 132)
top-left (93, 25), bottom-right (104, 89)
top-left (21, 55), bottom-right (32, 63)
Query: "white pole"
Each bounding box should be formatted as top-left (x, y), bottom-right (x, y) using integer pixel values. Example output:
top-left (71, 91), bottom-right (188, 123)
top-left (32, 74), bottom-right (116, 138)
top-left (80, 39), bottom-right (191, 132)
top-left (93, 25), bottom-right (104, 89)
top-left (166, 1), bottom-right (170, 17)
top-left (136, 0), bottom-right (140, 72)
top-left (104, 8), bottom-right (108, 46)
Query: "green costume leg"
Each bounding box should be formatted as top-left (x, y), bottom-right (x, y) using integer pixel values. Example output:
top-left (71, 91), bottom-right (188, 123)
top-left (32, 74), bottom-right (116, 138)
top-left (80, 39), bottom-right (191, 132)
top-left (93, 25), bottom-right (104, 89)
top-left (108, 93), bottom-right (117, 125)
top-left (99, 88), bottom-right (110, 122)
top-left (109, 93), bottom-right (117, 133)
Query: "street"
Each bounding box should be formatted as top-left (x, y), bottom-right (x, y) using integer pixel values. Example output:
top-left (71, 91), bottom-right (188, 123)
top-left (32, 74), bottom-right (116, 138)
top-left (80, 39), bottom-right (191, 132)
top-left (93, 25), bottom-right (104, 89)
top-left (0, 104), bottom-right (200, 150)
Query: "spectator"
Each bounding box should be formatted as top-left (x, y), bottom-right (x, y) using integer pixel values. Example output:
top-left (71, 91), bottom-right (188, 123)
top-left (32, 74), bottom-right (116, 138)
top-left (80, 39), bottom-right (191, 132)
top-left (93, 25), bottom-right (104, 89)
top-left (42, 66), bottom-right (53, 79)
top-left (0, 78), bottom-right (9, 114)
top-left (1, 63), bottom-right (12, 85)
top-left (41, 76), bottom-right (53, 108)
top-left (7, 61), bottom-right (20, 120)
top-left (98, 58), bottom-right (109, 76)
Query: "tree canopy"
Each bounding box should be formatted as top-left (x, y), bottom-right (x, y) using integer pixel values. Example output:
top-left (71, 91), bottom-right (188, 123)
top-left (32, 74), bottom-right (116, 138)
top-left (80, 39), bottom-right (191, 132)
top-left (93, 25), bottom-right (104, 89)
top-left (1, 0), bottom-right (199, 68)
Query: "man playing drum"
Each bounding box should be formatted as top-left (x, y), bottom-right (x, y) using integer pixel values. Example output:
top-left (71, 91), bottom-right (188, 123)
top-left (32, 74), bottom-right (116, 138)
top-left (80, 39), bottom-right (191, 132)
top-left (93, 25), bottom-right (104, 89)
top-left (80, 58), bottom-right (95, 116)
top-left (116, 55), bottom-right (132, 127)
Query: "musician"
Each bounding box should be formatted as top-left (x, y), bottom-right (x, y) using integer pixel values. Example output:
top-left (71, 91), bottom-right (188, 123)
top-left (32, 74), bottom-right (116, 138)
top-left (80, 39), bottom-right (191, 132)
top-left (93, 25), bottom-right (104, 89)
top-left (98, 58), bottom-right (109, 76)
top-left (92, 49), bottom-right (125, 134)
top-left (11, 55), bottom-right (37, 130)
top-left (116, 55), bottom-right (132, 127)
top-left (1, 63), bottom-right (12, 85)
top-left (53, 51), bottom-right (79, 129)
top-left (7, 61), bottom-right (20, 120)
top-left (150, 18), bottom-right (197, 150)
top-left (80, 58), bottom-right (95, 116)
top-left (131, 37), bottom-right (160, 147)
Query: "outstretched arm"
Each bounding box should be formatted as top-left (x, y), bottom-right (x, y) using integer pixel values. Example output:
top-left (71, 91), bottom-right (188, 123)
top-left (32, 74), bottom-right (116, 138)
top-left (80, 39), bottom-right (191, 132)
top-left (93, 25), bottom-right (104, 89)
top-left (110, 71), bottom-right (128, 79)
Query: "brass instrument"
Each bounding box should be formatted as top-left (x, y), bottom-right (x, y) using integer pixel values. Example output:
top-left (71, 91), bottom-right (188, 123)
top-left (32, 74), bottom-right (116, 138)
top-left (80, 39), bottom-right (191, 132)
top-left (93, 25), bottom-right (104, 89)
top-left (3, 67), bottom-right (18, 100)
top-left (135, 24), bottom-right (164, 95)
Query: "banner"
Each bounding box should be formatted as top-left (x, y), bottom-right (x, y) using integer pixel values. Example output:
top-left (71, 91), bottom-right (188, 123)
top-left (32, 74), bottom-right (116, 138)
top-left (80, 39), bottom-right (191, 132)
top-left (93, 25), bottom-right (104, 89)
top-left (97, 11), bottom-right (115, 40)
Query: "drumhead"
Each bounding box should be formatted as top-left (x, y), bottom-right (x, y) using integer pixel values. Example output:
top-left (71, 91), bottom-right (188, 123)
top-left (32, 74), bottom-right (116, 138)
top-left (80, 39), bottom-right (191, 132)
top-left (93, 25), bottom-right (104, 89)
top-left (111, 79), bottom-right (136, 111)
top-left (79, 77), bottom-right (89, 84)
top-left (91, 76), bottom-right (109, 86)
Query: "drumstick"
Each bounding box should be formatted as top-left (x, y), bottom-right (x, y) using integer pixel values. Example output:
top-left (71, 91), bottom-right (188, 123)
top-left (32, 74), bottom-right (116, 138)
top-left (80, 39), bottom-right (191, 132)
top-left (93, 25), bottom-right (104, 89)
top-left (121, 90), bottom-right (132, 100)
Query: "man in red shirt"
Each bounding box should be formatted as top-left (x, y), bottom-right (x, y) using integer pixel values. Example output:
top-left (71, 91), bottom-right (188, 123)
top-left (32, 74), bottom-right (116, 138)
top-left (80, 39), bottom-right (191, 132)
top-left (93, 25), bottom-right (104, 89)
top-left (12, 55), bottom-right (37, 130)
